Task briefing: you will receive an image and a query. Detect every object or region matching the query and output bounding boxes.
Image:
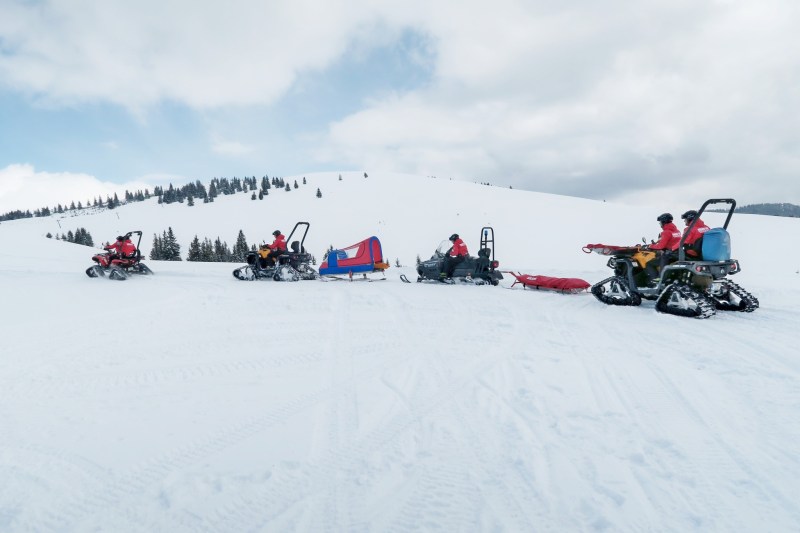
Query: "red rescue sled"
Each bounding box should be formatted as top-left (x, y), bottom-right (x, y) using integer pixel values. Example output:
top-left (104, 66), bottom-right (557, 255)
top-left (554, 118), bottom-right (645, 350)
top-left (505, 272), bottom-right (590, 294)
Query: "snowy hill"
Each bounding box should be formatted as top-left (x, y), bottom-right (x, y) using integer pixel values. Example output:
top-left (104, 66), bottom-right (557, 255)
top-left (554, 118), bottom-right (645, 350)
top-left (1, 172), bottom-right (799, 531)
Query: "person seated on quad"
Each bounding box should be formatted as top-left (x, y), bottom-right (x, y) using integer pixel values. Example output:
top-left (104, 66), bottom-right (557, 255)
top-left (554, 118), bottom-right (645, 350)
top-left (103, 236), bottom-right (125, 261)
top-left (644, 213), bottom-right (682, 283)
top-left (120, 235), bottom-right (137, 259)
top-left (681, 210), bottom-right (710, 259)
top-left (440, 233), bottom-right (469, 281)
top-left (258, 230), bottom-right (287, 266)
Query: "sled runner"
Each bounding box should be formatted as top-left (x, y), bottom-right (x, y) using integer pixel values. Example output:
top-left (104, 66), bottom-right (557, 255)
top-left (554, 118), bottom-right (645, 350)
top-left (319, 236), bottom-right (389, 281)
top-left (585, 199), bottom-right (759, 319)
top-left (86, 230), bottom-right (153, 281)
top-left (505, 272), bottom-right (590, 293)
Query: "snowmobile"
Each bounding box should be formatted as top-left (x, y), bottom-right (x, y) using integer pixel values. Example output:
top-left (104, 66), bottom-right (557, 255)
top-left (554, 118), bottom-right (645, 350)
top-left (85, 230), bottom-right (154, 281)
top-left (232, 222), bottom-right (318, 281)
top-left (585, 198), bottom-right (759, 319)
top-left (409, 227), bottom-right (503, 285)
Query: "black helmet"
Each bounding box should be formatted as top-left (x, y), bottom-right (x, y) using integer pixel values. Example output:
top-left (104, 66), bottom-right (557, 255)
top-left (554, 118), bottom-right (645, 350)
top-left (656, 213), bottom-right (673, 224)
top-left (272, 230), bottom-right (281, 237)
top-left (116, 235), bottom-right (125, 241)
top-left (681, 210), bottom-right (698, 221)
top-left (449, 233), bottom-right (459, 242)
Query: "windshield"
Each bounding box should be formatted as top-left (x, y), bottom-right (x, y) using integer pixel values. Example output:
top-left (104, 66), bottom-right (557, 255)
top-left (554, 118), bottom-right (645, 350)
top-left (435, 240), bottom-right (453, 256)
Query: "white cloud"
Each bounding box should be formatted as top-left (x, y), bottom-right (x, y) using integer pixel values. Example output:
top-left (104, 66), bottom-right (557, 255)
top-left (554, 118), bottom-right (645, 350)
top-left (0, 164), bottom-right (177, 214)
top-left (1, 0), bottom-right (798, 205)
top-left (211, 140), bottom-right (255, 156)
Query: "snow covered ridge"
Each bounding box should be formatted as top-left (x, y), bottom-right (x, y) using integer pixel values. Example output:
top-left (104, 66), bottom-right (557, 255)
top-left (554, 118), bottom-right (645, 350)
top-left (1, 172), bottom-right (800, 531)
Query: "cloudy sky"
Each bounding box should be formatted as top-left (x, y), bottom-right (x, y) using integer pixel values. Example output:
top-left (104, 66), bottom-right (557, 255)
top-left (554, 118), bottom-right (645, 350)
top-left (1, 0), bottom-right (798, 213)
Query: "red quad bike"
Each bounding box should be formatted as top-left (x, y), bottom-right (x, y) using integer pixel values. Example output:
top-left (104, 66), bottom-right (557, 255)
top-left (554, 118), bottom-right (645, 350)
top-left (85, 230), bottom-right (154, 281)
top-left (584, 198), bottom-right (758, 319)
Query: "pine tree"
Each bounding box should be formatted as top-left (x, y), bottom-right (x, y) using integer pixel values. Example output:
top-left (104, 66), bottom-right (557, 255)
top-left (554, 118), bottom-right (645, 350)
top-left (251, 192), bottom-right (257, 200)
top-left (150, 233), bottom-right (163, 260)
top-left (187, 235), bottom-right (202, 261)
top-left (293, 180), bottom-right (299, 189)
top-left (258, 190), bottom-right (264, 200)
top-left (46, 232), bottom-right (52, 239)
top-left (232, 230), bottom-right (249, 262)
top-left (164, 227), bottom-right (182, 261)
top-left (395, 258), bottom-right (401, 267)
top-left (338, 174), bottom-right (342, 181)
top-left (285, 183), bottom-right (291, 192)
top-left (200, 238), bottom-right (214, 261)
top-left (66, 230), bottom-right (74, 242)
top-left (187, 195), bottom-right (194, 206)
top-left (213, 238), bottom-right (230, 262)
top-left (316, 188), bottom-right (322, 198)
top-left (302, 177), bottom-right (307, 184)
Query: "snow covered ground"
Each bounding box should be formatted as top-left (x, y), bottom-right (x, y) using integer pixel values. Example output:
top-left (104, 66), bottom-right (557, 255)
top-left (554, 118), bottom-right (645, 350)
top-left (1, 172), bottom-right (799, 531)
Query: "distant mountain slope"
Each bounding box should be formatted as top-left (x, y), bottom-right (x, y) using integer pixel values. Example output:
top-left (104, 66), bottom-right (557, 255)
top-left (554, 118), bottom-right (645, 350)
top-left (736, 202), bottom-right (800, 217)
top-left (1, 171), bottom-right (799, 278)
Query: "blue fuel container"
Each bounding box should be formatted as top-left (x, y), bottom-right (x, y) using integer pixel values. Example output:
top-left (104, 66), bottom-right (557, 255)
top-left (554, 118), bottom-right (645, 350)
top-left (701, 228), bottom-right (731, 261)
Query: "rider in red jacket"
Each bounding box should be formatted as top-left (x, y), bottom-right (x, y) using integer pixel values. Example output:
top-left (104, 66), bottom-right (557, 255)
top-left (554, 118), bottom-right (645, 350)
top-left (120, 237), bottom-right (137, 258)
top-left (261, 230), bottom-right (287, 266)
top-left (268, 230), bottom-right (287, 252)
top-left (650, 214), bottom-right (682, 251)
top-left (440, 233), bottom-right (469, 280)
top-left (681, 210), bottom-right (710, 258)
top-left (104, 236), bottom-right (125, 259)
top-left (645, 213), bottom-right (681, 282)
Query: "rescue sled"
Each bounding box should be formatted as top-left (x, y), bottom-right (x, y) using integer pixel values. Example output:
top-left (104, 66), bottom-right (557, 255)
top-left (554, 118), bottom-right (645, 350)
top-left (505, 272), bottom-right (590, 294)
top-left (319, 236), bottom-right (389, 281)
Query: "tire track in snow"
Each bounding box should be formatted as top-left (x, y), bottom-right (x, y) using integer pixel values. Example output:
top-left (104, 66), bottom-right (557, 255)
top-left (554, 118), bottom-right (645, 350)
top-left (191, 288), bottom-right (523, 532)
top-left (645, 361), bottom-right (800, 528)
top-left (18, 343), bottom-right (402, 532)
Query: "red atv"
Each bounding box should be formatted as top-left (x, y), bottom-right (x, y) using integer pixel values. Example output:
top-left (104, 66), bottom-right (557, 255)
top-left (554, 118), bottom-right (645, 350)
top-left (86, 231), bottom-right (154, 280)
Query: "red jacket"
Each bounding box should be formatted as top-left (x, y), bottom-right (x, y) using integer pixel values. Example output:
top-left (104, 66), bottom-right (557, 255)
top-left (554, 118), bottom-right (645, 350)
top-left (121, 239), bottom-right (137, 257)
top-left (450, 238), bottom-right (469, 257)
top-left (105, 241), bottom-right (123, 254)
top-left (651, 222), bottom-right (681, 251)
top-left (269, 234), bottom-right (287, 251)
top-left (683, 218), bottom-right (710, 257)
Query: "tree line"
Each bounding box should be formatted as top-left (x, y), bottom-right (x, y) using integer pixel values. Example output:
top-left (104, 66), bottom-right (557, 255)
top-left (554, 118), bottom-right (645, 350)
top-left (1, 172), bottom-right (339, 222)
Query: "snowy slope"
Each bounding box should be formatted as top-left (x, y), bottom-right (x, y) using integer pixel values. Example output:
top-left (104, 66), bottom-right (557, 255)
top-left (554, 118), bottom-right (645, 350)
top-left (1, 173), bottom-right (799, 532)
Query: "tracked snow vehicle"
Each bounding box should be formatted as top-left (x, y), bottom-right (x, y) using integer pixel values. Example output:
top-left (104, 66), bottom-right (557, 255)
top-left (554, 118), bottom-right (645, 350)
top-left (411, 227), bottom-right (503, 285)
top-left (232, 222), bottom-right (318, 281)
top-left (585, 199), bottom-right (759, 319)
top-left (85, 230), bottom-right (154, 281)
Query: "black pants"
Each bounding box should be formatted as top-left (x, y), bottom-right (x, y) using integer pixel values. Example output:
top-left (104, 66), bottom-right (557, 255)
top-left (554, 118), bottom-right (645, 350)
top-left (442, 255), bottom-right (465, 278)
